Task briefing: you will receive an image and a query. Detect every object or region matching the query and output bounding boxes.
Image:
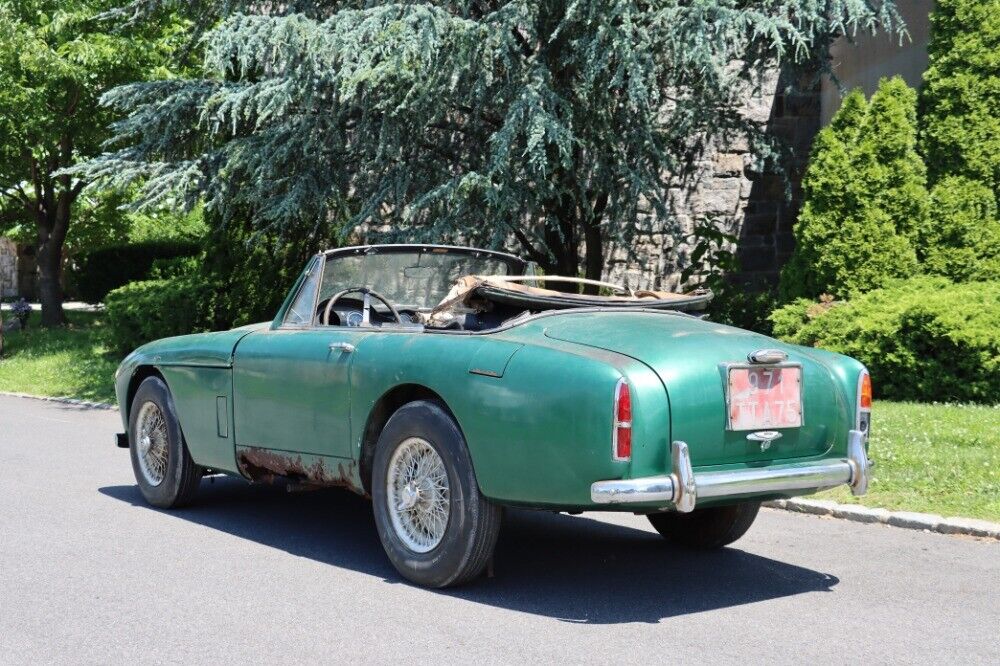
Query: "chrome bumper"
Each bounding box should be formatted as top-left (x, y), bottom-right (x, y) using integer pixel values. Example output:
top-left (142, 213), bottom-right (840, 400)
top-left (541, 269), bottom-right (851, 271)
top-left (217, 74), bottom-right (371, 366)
top-left (591, 429), bottom-right (870, 512)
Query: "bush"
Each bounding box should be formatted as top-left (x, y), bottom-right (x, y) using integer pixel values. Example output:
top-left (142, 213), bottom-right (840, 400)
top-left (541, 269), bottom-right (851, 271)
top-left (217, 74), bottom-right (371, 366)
top-left (919, 176), bottom-right (1000, 281)
top-left (104, 275), bottom-right (214, 353)
top-left (706, 283), bottom-right (778, 336)
top-left (919, 0), bottom-right (1000, 201)
top-left (69, 240), bottom-right (201, 304)
top-left (770, 277), bottom-right (1000, 403)
top-left (780, 80), bottom-right (926, 300)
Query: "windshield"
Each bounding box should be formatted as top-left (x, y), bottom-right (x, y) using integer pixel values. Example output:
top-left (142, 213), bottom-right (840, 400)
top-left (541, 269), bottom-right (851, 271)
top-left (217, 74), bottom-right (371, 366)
top-left (318, 247), bottom-right (522, 311)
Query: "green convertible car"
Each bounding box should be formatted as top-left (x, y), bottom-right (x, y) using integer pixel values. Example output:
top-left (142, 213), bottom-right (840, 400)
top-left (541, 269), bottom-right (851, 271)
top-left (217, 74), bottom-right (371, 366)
top-left (115, 243), bottom-right (872, 587)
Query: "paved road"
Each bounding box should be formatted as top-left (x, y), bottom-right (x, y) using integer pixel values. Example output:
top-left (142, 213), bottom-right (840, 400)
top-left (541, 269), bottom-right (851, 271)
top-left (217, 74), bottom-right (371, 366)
top-left (1, 395), bottom-right (997, 664)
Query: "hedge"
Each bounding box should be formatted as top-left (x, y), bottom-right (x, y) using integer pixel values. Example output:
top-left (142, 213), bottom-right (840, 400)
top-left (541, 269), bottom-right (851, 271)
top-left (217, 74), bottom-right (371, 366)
top-left (69, 240), bottom-right (200, 304)
top-left (104, 276), bottom-right (214, 353)
top-left (770, 278), bottom-right (1000, 403)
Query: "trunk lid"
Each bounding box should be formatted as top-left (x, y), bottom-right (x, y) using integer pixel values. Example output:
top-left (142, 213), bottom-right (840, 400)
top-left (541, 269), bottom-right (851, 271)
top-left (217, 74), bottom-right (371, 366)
top-left (543, 311), bottom-right (847, 467)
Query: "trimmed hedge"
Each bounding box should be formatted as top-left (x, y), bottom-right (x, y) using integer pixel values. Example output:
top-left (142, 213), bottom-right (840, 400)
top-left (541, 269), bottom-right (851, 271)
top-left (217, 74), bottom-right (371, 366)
top-left (70, 240), bottom-right (200, 304)
top-left (770, 278), bottom-right (1000, 403)
top-left (104, 276), bottom-right (214, 353)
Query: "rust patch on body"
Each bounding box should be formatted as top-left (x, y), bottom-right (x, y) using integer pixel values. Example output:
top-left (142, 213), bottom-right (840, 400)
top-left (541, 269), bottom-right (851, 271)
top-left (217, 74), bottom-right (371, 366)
top-left (237, 447), bottom-right (362, 495)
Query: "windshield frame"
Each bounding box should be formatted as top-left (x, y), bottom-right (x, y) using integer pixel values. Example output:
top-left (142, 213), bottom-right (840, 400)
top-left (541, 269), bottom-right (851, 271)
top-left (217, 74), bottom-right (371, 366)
top-left (275, 244), bottom-right (527, 329)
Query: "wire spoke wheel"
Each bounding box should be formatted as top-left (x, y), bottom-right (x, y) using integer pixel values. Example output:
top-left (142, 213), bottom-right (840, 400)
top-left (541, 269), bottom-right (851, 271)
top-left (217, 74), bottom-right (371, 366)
top-left (386, 437), bottom-right (450, 553)
top-left (135, 401), bottom-right (169, 487)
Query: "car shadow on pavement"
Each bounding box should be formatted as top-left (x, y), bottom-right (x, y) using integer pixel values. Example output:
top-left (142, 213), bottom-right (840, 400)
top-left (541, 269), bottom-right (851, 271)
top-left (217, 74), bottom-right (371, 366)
top-left (100, 478), bottom-right (839, 625)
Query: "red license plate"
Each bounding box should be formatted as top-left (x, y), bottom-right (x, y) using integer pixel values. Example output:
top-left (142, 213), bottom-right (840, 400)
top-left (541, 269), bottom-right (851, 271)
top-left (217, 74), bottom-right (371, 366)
top-left (727, 366), bottom-right (802, 430)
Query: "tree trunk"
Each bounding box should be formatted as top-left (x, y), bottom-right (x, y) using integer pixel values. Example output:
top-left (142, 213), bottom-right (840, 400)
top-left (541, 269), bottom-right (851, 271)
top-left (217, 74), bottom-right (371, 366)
top-left (36, 237), bottom-right (66, 327)
top-left (581, 192), bottom-right (608, 295)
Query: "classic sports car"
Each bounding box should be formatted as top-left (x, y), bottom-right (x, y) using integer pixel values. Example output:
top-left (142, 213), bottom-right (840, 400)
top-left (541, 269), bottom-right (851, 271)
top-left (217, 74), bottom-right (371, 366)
top-left (115, 244), bottom-right (871, 587)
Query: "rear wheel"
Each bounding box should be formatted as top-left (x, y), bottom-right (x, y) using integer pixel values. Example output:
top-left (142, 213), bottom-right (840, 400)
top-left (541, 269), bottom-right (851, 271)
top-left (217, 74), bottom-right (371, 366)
top-left (372, 400), bottom-right (501, 587)
top-left (647, 502), bottom-right (760, 549)
top-left (128, 376), bottom-right (201, 508)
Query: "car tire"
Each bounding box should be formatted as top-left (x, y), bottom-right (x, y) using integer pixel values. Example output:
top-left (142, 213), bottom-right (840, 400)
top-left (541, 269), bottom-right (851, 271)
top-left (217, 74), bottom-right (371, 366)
top-left (371, 400), bottom-right (501, 588)
top-left (647, 501), bottom-right (760, 549)
top-left (128, 376), bottom-right (201, 509)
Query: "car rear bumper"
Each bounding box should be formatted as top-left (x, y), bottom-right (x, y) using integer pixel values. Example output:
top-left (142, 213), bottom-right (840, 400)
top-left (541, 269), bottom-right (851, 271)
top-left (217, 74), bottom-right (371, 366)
top-left (591, 430), bottom-right (870, 512)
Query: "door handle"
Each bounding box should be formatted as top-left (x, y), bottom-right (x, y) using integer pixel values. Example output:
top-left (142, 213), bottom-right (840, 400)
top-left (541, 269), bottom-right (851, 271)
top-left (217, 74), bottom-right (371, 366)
top-left (329, 341), bottom-right (355, 354)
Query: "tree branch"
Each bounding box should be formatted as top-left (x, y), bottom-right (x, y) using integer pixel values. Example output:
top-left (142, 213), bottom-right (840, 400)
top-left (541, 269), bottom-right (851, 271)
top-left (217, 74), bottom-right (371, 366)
top-left (508, 223), bottom-right (548, 265)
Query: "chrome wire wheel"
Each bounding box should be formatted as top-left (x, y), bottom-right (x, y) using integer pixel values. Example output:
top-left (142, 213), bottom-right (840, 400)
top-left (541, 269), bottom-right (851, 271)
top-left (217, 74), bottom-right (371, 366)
top-left (135, 401), bottom-right (169, 487)
top-left (386, 437), bottom-right (450, 553)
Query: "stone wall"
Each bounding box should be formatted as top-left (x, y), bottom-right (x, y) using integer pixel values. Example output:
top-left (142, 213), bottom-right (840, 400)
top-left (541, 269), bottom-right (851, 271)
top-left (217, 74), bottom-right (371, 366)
top-left (0, 237), bottom-right (17, 298)
top-left (604, 67), bottom-right (821, 292)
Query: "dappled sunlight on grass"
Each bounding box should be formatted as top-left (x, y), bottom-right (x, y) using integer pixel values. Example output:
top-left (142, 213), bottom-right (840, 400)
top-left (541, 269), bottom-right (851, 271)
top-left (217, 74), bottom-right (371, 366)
top-left (820, 400), bottom-right (1000, 521)
top-left (0, 311), bottom-right (119, 403)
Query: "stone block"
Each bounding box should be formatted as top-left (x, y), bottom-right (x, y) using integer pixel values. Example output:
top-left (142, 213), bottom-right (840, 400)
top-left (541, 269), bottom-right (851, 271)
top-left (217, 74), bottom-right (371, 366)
top-left (713, 153), bottom-right (744, 177)
top-left (887, 512), bottom-right (943, 531)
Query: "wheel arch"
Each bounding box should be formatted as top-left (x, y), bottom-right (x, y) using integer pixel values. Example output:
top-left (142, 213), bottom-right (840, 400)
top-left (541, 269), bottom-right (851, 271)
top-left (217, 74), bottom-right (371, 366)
top-left (125, 365), bottom-right (167, 422)
top-left (358, 383), bottom-right (461, 495)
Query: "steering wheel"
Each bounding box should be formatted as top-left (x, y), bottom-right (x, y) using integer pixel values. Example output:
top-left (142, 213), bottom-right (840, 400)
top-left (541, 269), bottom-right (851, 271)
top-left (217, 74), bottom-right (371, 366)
top-left (322, 286), bottom-right (403, 327)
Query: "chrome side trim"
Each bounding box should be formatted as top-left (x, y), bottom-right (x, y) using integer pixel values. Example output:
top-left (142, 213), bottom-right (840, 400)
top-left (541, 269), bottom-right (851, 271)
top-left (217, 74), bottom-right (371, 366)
top-left (591, 433), bottom-right (870, 508)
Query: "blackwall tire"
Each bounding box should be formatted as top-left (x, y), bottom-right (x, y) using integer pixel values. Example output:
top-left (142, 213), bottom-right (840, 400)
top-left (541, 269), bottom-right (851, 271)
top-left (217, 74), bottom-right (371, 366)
top-left (647, 501), bottom-right (761, 549)
top-left (128, 376), bottom-right (201, 509)
top-left (372, 400), bottom-right (501, 588)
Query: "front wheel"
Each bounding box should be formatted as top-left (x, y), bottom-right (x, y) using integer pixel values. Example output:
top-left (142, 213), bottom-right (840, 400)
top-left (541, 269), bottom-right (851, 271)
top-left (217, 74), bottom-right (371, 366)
top-left (371, 400), bottom-right (501, 588)
top-left (128, 376), bottom-right (201, 508)
top-left (647, 501), bottom-right (760, 549)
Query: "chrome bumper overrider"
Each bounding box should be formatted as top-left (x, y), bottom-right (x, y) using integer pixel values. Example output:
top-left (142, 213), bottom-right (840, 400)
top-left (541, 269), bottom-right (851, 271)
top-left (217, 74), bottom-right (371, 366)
top-left (591, 430), bottom-right (870, 513)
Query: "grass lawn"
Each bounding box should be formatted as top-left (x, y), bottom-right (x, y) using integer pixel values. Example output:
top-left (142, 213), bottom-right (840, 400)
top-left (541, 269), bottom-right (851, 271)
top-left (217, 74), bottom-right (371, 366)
top-left (1, 314), bottom-right (998, 521)
top-left (0, 310), bottom-right (119, 404)
top-left (819, 400), bottom-right (1000, 522)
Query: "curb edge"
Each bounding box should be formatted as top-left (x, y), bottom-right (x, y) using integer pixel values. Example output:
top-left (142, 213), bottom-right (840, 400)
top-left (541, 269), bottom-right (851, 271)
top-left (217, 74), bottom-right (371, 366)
top-left (0, 391), bottom-right (117, 411)
top-left (764, 498), bottom-right (1000, 540)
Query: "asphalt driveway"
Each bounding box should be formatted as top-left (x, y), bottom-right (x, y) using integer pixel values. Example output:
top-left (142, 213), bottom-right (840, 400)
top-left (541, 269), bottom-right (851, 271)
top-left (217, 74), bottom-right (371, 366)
top-left (0, 395), bottom-right (996, 663)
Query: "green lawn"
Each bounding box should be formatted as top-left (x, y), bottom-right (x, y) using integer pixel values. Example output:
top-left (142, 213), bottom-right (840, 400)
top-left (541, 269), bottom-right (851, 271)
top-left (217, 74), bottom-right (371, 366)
top-left (819, 400), bottom-right (1000, 521)
top-left (0, 310), bottom-right (119, 403)
top-left (1, 314), bottom-right (998, 521)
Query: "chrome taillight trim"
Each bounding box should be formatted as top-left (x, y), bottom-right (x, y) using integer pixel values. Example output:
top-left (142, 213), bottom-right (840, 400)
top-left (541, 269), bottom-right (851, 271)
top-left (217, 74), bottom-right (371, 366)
top-left (611, 378), bottom-right (631, 462)
top-left (856, 369), bottom-right (871, 431)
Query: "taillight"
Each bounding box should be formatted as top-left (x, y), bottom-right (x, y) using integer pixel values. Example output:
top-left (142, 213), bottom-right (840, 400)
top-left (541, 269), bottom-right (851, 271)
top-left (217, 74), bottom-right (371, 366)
top-left (613, 379), bottom-right (632, 461)
top-left (857, 370), bottom-right (872, 435)
top-left (859, 372), bottom-right (872, 410)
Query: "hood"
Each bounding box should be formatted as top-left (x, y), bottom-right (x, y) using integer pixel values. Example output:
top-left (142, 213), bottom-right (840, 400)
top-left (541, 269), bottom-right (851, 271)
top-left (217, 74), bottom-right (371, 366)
top-left (543, 311), bottom-right (853, 466)
top-left (135, 322), bottom-right (270, 368)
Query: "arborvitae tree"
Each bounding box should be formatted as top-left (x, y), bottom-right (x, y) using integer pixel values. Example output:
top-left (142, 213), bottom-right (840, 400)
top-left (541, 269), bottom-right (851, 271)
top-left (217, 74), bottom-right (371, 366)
top-left (920, 176), bottom-right (1000, 282)
top-left (919, 0), bottom-right (1000, 203)
top-left (78, 1), bottom-right (902, 289)
top-left (780, 78), bottom-right (926, 300)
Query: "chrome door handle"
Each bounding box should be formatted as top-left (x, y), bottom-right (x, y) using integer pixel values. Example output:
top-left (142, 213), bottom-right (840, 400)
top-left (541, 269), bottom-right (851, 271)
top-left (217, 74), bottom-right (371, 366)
top-left (329, 341), bottom-right (355, 354)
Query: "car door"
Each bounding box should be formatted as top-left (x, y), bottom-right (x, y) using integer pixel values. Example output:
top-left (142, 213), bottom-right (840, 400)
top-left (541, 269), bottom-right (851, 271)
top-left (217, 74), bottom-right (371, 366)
top-left (232, 256), bottom-right (367, 460)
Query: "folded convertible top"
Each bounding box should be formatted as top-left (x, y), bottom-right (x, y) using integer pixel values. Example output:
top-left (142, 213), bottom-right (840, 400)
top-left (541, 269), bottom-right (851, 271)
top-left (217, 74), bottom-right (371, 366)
top-left (435, 275), bottom-right (712, 314)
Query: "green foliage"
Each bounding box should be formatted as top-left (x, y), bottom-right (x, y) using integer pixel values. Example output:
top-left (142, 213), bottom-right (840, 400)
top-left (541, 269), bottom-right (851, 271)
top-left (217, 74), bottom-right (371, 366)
top-left (0, 0), bottom-right (184, 324)
top-left (199, 216), bottom-right (321, 329)
top-left (79, 0), bottom-right (902, 284)
top-left (69, 240), bottom-right (200, 303)
top-left (781, 79), bottom-right (927, 300)
top-left (919, 0), bottom-right (1000, 202)
top-left (127, 205), bottom-right (207, 243)
top-left (707, 285), bottom-right (779, 336)
top-left (104, 275), bottom-right (213, 352)
top-left (771, 278), bottom-right (1000, 403)
top-left (918, 176), bottom-right (1000, 281)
